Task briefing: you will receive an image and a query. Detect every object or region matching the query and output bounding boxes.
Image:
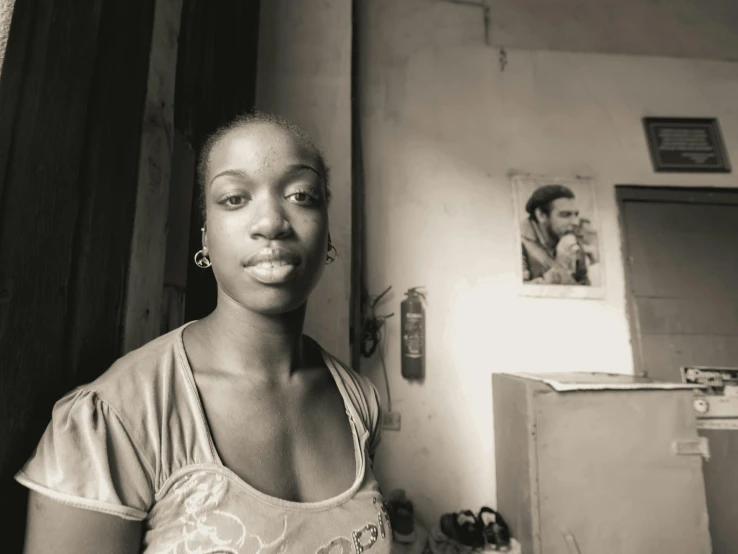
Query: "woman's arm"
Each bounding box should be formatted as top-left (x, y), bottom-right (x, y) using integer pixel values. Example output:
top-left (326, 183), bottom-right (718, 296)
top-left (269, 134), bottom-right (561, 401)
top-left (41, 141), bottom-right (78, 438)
top-left (23, 491), bottom-right (143, 554)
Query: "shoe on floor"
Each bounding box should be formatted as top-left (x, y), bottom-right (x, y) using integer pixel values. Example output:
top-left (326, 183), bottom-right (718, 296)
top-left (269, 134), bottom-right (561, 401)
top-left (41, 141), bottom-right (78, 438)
top-left (439, 510), bottom-right (485, 549)
top-left (387, 489), bottom-right (417, 544)
top-left (478, 507), bottom-right (511, 551)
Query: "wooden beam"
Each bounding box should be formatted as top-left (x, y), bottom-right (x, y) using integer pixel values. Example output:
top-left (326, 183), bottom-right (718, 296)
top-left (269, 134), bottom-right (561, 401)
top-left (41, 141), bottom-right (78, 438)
top-left (123, 0), bottom-right (183, 353)
top-left (161, 130), bottom-right (195, 334)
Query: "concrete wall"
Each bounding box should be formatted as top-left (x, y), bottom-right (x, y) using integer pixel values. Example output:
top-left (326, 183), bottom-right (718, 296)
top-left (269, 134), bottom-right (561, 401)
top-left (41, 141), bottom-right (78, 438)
top-left (358, 0), bottom-right (738, 527)
top-left (255, 0), bottom-right (352, 361)
top-left (484, 0), bottom-right (738, 60)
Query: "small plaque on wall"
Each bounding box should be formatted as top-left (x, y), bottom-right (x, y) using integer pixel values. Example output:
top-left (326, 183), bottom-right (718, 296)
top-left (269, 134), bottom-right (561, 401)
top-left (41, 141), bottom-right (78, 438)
top-left (643, 117), bottom-right (730, 172)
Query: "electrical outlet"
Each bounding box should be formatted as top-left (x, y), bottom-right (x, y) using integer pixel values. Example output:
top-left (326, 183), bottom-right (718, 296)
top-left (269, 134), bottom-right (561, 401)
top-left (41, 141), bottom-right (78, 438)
top-left (382, 411), bottom-right (401, 431)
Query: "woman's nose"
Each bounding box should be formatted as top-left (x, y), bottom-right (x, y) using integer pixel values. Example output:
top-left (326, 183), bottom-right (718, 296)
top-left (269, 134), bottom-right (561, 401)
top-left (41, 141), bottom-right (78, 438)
top-left (249, 198), bottom-right (292, 240)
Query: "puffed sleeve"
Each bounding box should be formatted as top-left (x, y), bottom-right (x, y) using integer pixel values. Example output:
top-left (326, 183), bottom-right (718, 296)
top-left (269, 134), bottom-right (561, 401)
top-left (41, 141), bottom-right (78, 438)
top-left (14, 388), bottom-right (155, 521)
top-left (366, 382), bottom-right (383, 460)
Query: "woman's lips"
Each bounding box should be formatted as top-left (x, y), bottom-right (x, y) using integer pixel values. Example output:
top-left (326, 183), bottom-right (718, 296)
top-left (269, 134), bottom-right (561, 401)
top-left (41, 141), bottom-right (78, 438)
top-left (243, 248), bottom-right (302, 284)
top-left (245, 263), bottom-right (297, 283)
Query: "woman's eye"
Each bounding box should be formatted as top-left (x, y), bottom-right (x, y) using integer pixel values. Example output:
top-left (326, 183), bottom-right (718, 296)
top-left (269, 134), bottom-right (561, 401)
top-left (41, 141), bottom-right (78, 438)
top-left (288, 190), bottom-right (320, 206)
top-left (221, 194), bottom-right (246, 207)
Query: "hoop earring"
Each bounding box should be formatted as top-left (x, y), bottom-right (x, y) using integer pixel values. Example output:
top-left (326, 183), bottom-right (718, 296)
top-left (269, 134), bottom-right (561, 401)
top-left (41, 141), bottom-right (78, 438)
top-left (194, 249), bottom-right (211, 269)
top-left (326, 242), bottom-right (337, 265)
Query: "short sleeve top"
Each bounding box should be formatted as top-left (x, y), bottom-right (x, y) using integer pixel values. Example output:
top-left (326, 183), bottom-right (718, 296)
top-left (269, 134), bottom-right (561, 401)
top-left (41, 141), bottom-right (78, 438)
top-left (15, 323), bottom-right (391, 553)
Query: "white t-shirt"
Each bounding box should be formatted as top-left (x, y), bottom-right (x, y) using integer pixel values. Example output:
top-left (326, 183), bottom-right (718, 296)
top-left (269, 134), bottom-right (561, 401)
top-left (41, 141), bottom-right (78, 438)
top-left (16, 322), bottom-right (391, 553)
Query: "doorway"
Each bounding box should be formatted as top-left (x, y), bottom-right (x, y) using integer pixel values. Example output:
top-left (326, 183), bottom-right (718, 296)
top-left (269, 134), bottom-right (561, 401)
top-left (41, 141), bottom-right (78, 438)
top-left (617, 185), bottom-right (738, 554)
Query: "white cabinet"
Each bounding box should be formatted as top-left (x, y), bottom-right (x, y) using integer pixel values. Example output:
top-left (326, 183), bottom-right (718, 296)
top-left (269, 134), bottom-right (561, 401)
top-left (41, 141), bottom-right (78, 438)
top-left (493, 372), bottom-right (711, 554)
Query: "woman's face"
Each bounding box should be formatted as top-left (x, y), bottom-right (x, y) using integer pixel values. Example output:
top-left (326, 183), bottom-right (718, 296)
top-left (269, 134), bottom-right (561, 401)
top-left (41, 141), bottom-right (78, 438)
top-left (203, 122), bottom-right (329, 315)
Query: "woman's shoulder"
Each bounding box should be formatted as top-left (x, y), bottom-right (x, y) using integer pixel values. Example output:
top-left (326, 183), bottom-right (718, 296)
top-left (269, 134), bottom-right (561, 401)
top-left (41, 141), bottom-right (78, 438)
top-left (12, 326), bottom-right (192, 520)
top-left (82, 323), bottom-right (191, 420)
top-left (318, 346), bottom-right (375, 393)
top-left (317, 345), bottom-right (382, 428)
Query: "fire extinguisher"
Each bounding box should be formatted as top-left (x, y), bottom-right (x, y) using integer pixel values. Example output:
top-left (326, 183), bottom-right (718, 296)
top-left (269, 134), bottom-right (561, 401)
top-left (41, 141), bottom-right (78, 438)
top-left (401, 287), bottom-right (426, 380)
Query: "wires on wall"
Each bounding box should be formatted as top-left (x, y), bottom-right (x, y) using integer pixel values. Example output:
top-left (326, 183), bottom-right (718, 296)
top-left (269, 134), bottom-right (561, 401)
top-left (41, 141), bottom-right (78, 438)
top-left (360, 285), bottom-right (395, 411)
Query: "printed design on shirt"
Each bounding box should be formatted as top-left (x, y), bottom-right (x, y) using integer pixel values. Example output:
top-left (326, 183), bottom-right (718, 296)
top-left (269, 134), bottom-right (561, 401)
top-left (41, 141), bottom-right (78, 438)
top-left (378, 498), bottom-right (391, 537)
top-left (315, 496), bottom-right (389, 554)
top-left (315, 537), bottom-right (352, 554)
top-left (168, 471), bottom-right (287, 554)
top-left (377, 512), bottom-right (386, 540)
top-left (352, 524), bottom-right (378, 553)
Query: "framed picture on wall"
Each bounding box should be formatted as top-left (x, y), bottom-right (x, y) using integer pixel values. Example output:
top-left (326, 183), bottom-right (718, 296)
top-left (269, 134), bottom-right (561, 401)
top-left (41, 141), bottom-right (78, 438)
top-left (511, 173), bottom-right (606, 299)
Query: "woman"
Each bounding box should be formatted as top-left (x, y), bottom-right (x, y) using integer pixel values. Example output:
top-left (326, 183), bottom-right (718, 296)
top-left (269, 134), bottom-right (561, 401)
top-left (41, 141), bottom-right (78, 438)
top-left (16, 113), bottom-right (390, 553)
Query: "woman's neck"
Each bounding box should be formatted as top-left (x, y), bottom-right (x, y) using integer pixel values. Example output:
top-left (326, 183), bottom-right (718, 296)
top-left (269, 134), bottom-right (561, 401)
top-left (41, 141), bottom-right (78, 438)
top-left (198, 296), bottom-right (310, 383)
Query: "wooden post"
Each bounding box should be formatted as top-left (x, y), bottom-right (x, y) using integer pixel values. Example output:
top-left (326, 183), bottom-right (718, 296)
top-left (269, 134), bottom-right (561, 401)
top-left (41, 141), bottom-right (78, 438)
top-left (123, 0), bottom-right (183, 353)
top-left (161, 130), bottom-right (195, 334)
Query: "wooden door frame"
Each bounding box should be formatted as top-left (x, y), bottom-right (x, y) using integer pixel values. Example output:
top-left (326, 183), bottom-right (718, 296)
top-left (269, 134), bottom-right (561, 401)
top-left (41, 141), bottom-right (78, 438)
top-left (615, 185), bottom-right (738, 378)
top-left (122, 0), bottom-right (183, 353)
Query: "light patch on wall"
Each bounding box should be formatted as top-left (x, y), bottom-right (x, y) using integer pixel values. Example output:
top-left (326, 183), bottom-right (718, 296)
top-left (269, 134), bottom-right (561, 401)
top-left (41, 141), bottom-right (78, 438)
top-left (443, 279), bottom-right (633, 445)
top-left (0, 0), bottom-right (15, 73)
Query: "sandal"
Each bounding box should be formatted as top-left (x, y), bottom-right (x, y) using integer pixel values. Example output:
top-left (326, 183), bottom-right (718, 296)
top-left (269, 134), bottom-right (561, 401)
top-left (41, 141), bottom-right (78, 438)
top-left (439, 510), bottom-right (485, 548)
top-left (478, 507), bottom-right (511, 550)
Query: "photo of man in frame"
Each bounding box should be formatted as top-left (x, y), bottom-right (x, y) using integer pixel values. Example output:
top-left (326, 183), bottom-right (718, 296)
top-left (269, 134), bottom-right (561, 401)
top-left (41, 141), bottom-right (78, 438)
top-left (516, 180), bottom-right (602, 289)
